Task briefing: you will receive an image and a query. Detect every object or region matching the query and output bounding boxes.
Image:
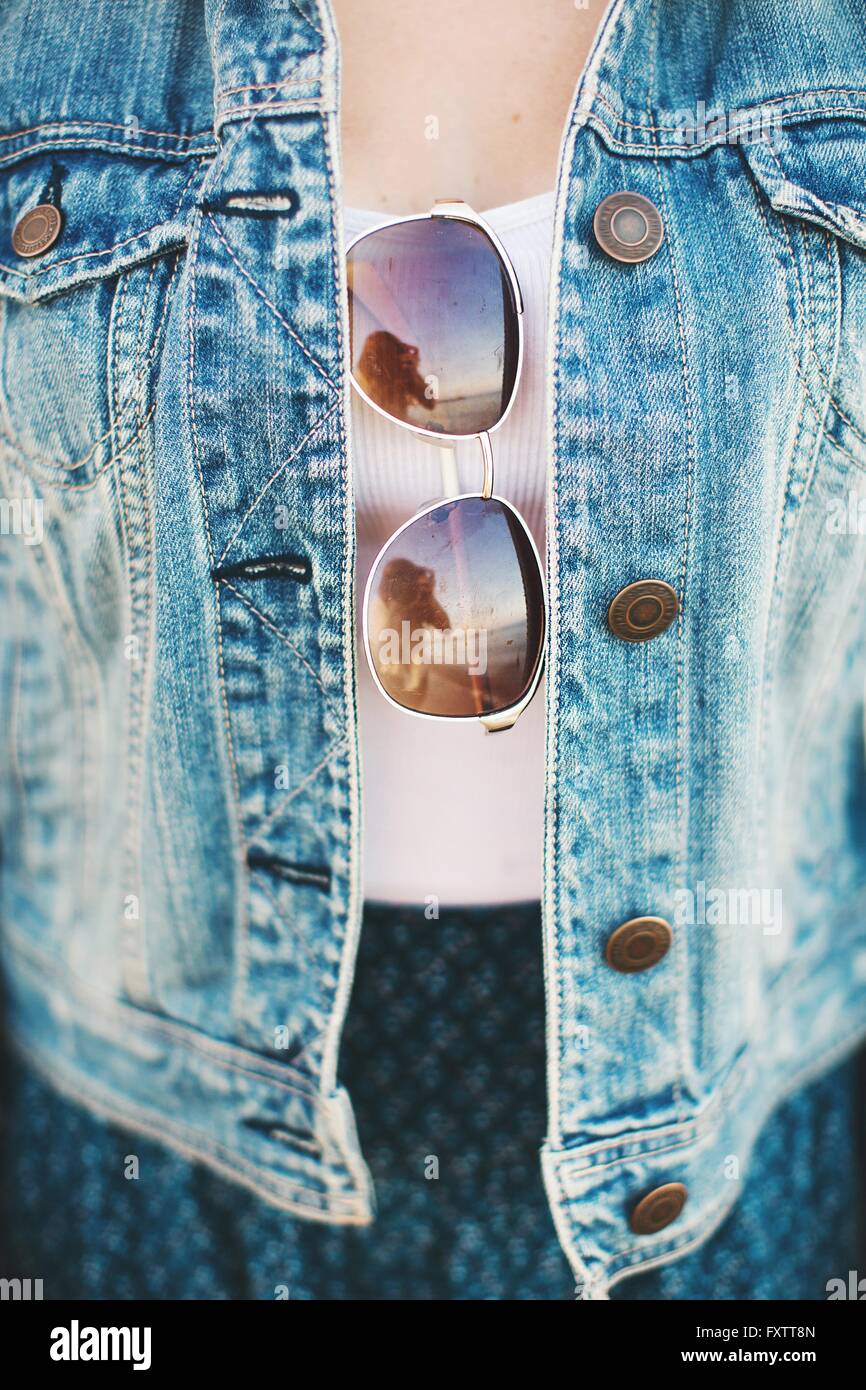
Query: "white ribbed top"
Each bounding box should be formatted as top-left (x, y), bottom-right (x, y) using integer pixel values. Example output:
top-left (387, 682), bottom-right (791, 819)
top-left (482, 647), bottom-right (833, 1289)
top-left (346, 192), bottom-right (555, 906)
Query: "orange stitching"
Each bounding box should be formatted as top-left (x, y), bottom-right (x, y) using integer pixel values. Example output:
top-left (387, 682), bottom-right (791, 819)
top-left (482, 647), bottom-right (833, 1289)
top-left (218, 75), bottom-right (322, 99)
top-left (0, 136), bottom-right (214, 172)
top-left (0, 119), bottom-right (210, 144)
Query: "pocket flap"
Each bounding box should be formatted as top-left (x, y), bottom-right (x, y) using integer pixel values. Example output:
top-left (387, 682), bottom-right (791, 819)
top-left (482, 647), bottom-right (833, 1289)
top-left (0, 147), bottom-right (208, 303)
top-left (741, 120), bottom-right (866, 251)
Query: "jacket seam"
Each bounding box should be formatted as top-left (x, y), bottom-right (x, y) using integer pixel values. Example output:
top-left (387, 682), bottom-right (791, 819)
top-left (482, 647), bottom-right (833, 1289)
top-left (0, 119), bottom-right (213, 144)
top-left (600, 1013), bottom-right (866, 1286)
top-left (0, 135), bottom-right (215, 172)
top-left (592, 85), bottom-right (866, 134)
top-left (0, 255), bottom-right (181, 479)
top-left (204, 212), bottom-right (338, 397)
top-left (183, 209), bottom-right (250, 1029)
top-left (219, 578), bottom-right (339, 720)
top-left (579, 104), bottom-right (866, 157)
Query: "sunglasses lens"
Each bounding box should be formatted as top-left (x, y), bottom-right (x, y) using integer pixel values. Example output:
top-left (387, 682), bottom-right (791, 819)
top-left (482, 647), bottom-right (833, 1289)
top-left (365, 496), bottom-right (544, 718)
top-left (347, 217), bottom-right (519, 436)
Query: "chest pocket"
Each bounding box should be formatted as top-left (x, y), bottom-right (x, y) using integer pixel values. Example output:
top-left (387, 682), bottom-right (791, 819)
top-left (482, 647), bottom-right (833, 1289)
top-left (0, 146), bottom-right (207, 488)
top-left (740, 118), bottom-right (866, 472)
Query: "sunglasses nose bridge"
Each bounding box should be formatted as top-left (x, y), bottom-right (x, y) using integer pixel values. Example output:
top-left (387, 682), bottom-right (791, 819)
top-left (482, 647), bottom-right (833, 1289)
top-left (478, 431), bottom-right (494, 500)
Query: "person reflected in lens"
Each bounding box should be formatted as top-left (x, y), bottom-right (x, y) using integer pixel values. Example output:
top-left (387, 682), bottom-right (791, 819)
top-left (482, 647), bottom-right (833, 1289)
top-left (355, 330), bottom-right (436, 422)
top-left (370, 556), bottom-right (450, 699)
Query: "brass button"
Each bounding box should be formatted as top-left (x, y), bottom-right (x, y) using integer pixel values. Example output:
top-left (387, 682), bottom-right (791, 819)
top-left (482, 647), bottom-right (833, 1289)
top-left (593, 191), bottom-right (664, 263)
top-left (606, 916), bottom-right (672, 973)
top-left (12, 203), bottom-right (62, 258)
top-left (608, 579), bottom-right (678, 642)
top-left (630, 1182), bottom-right (688, 1235)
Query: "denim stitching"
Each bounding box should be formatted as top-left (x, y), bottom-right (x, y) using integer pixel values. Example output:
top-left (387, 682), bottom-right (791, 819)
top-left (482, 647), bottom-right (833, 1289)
top-left (578, 105), bottom-right (866, 158)
top-left (0, 405), bottom-right (157, 491)
top-left (746, 166), bottom-right (859, 452)
top-left (592, 86), bottom-right (866, 133)
top-left (0, 255), bottom-right (181, 477)
top-left (17, 492), bottom-right (96, 931)
top-left (314, 74), bottom-right (366, 1107)
top-left (0, 136), bottom-right (213, 176)
top-left (249, 735), bottom-right (348, 845)
top-left (0, 254), bottom-right (179, 484)
top-left (216, 399), bottom-right (340, 564)
top-left (544, 118), bottom-right (579, 1149)
top-left (114, 257), bottom-right (156, 1002)
top-left (219, 577), bottom-right (339, 717)
top-left (252, 870), bottom-right (321, 968)
top-left (644, 0), bottom-right (659, 126)
top-left (11, 1036), bottom-right (367, 1221)
top-left (0, 119), bottom-right (212, 144)
top-left (204, 212), bottom-right (338, 396)
top-left (601, 1014), bottom-right (866, 1282)
top-left (775, 227), bottom-right (842, 618)
top-left (184, 209), bottom-right (249, 1014)
top-left (651, 153), bottom-right (694, 1125)
top-left (764, 169), bottom-right (866, 448)
top-left (754, 222), bottom-right (815, 884)
top-left (0, 158), bottom-right (204, 281)
top-left (289, 0), bottom-right (325, 40)
top-left (4, 923), bottom-right (326, 1099)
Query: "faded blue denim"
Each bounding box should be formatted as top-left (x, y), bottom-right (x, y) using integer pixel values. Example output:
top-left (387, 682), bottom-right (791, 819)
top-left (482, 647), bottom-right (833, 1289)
top-left (1, 0), bottom-right (866, 1298)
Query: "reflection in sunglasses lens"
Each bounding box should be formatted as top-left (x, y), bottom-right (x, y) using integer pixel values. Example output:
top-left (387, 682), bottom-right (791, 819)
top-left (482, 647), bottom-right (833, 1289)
top-left (347, 218), bottom-right (520, 436)
top-left (365, 496), bottom-right (544, 718)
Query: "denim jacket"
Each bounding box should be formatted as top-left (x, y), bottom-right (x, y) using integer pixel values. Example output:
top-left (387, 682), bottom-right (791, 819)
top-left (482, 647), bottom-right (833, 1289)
top-left (1, 0), bottom-right (866, 1298)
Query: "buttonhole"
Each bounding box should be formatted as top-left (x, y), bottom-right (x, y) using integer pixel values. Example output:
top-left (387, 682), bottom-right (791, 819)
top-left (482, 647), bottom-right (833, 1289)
top-left (241, 1114), bottom-right (321, 1154)
top-left (248, 849), bottom-right (331, 893)
top-left (211, 553), bottom-right (311, 584)
top-left (200, 189), bottom-right (301, 219)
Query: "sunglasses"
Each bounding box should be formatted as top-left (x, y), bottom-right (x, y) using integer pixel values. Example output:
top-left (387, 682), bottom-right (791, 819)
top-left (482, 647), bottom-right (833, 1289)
top-left (346, 200), bottom-right (547, 733)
